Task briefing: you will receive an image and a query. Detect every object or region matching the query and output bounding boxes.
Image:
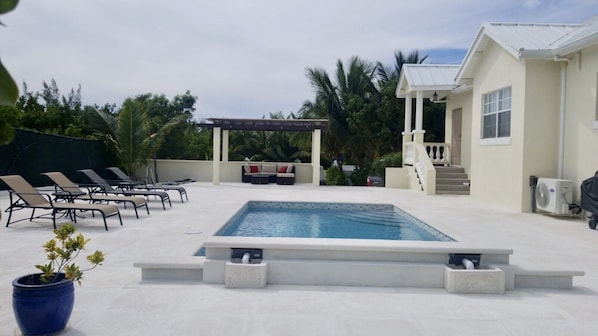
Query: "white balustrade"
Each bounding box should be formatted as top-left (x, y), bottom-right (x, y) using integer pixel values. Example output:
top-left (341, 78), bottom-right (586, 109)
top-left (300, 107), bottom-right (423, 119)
top-left (423, 142), bottom-right (450, 165)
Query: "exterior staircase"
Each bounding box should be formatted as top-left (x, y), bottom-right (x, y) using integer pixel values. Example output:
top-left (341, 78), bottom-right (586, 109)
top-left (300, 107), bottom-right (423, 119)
top-left (435, 166), bottom-right (470, 195)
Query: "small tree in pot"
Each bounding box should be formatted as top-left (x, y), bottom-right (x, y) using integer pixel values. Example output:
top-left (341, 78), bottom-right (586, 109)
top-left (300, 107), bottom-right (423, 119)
top-left (12, 224), bottom-right (105, 336)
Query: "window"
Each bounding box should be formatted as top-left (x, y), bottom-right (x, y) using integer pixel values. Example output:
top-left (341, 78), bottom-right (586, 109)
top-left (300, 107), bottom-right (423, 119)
top-left (482, 86), bottom-right (511, 139)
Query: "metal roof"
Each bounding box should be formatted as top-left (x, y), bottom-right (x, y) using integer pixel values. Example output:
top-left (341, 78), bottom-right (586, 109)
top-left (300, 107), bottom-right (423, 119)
top-left (395, 64), bottom-right (460, 98)
top-left (456, 16), bottom-right (598, 84)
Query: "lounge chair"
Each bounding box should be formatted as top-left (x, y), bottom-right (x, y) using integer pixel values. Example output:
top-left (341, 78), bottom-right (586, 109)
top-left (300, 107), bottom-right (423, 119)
top-left (105, 166), bottom-right (188, 202)
top-left (41, 172), bottom-right (150, 219)
top-left (0, 175), bottom-right (122, 230)
top-left (77, 169), bottom-right (172, 210)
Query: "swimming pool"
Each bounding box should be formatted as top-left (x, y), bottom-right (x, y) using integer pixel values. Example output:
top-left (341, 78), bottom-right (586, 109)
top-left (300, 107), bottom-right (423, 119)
top-left (195, 201), bottom-right (452, 256)
top-left (214, 201), bottom-right (453, 241)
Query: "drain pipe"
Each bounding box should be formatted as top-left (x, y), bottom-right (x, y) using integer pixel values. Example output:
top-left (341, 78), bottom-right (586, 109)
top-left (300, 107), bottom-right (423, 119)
top-left (462, 258), bottom-right (475, 270)
top-left (555, 56), bottom-right (569, 179)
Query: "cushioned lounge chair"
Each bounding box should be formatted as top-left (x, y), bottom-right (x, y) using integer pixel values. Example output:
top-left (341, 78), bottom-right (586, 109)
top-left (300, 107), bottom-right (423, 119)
top-left (105, 166), bottom-right (188, 202)
top-left (77, 169), bottom-right (171, 210)
top-left (41, 172), bottom-right (150, 219)
top-left (0, 175), bottom-right (122, 230)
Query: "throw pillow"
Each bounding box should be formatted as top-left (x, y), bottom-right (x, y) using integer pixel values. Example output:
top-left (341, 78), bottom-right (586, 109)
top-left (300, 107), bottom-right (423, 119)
top-left (249, 165), bottom-right (259, 173)
top-left (278, 166), bottom-right (287, 173)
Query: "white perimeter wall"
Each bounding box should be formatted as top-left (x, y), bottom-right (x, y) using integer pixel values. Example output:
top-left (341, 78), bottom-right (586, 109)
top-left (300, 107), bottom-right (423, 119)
top-left (139, 160), bottom-right (315, 184)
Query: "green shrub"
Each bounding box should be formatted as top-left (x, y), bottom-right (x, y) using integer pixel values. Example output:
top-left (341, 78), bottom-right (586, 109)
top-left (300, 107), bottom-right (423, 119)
top-left (371, 152), bottom-right (402, 176)
top-left (325, 166), bottom-right (348, 185)
top-left (349, 165), bottom-right (370, 186)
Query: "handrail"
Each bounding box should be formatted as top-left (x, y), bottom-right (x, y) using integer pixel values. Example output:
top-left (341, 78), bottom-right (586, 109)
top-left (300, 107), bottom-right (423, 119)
top-left (413, 143), bottom-right (436, 195)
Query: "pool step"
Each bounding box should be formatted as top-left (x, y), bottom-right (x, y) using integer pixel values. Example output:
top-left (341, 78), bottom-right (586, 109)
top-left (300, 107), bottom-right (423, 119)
top-left (134, 257), bottom-right (204, 282)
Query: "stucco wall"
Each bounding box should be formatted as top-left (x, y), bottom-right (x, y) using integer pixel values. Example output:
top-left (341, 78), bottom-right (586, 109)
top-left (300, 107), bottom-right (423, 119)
top-left (521, 60), bottom-right (561, 210)
top-left (445, 90), bottom-right (473, 176)
top-left (564, 44), bottom-right (598, 201)
top-left (469, 41), bottom-right (527, 210)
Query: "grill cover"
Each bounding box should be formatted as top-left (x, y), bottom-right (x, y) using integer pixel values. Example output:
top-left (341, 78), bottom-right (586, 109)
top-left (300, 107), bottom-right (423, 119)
top-left (581, 171), bottom-right (598, 215)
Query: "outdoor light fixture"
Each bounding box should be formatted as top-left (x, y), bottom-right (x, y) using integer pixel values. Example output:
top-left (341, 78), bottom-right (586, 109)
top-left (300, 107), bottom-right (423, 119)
top-left (432, 91), bottom-right (438, 102)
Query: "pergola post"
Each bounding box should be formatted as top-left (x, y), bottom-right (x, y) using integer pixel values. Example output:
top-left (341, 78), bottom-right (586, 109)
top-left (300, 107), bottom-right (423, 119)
top-left (212, 127), bottom-right (221, 185)
top-left (311, 129), bottom-right (321, 186)
top-left (222, 130), bottom-right (229, 162)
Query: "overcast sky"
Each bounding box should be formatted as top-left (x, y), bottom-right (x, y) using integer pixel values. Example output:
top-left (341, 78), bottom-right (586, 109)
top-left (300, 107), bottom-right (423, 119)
top-left (1, 1), bottom-right (596, 120)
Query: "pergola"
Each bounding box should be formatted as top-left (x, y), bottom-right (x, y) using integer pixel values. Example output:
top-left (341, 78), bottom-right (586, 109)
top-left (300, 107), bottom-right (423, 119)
top-left (196, 118), bottom-right (328, 185)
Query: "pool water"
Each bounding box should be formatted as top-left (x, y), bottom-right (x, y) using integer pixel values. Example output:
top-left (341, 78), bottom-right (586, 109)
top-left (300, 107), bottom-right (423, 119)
top-left (215, 201), bottom-right (454, 241)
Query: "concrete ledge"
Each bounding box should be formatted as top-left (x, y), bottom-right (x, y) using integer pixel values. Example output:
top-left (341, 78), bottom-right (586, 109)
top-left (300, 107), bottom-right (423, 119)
top-left (514, 269), bottom-right (584, 289)
top-left (267, 260), bottom-right (445, 288)
top-left (445, 265), bottom-right (505, 294)
top-left (203, 237), bottom-right (513, 264)
top-left (225, 262), bottom-right (268, 288)
top-left (134, 257), bottom-right (204, 282)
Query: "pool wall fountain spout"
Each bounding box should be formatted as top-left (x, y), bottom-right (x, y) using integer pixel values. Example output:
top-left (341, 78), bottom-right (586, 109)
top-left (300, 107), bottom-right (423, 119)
top-left (462, 258), bottom-right (475, 270)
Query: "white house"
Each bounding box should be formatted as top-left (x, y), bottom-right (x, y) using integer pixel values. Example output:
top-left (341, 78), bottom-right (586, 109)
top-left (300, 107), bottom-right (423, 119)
top-left (395, 16), bottom-right (598, 212)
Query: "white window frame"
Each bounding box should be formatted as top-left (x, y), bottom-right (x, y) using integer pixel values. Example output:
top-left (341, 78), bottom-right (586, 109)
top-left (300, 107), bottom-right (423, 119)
top-left (481, 86), bottom-right (511, 143)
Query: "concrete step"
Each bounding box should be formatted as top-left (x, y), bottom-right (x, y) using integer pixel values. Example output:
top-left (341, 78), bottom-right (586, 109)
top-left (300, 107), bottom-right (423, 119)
top-left (437, 173), bottom-right (469, 179)
top-left (435, 166), bottom-right (466, 174)
top-left (436, 190), bottom-right (470, 195)
top-left (435, 166), bottom-right (470, 195)
top-left (437, 184), bottom-right (471, 192)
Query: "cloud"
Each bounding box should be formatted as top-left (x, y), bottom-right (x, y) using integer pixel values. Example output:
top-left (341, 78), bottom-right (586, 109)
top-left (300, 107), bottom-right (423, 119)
top-left (2, 0), bottom-right (596, 118)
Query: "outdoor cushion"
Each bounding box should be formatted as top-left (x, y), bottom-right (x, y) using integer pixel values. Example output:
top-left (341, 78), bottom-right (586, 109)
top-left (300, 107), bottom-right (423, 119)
top-left (243, 165), bottom-right (251, 173)
top-left (261, 164), bottom-right (277, 173)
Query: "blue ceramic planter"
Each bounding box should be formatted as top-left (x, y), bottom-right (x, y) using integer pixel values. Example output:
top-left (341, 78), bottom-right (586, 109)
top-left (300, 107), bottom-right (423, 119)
top-left (12, 273), bottom-right (75, 336)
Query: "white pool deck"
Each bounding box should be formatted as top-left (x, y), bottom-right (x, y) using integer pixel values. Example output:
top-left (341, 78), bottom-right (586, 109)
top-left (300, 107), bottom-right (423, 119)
top-left (1, 182), bottom-right (597, 335)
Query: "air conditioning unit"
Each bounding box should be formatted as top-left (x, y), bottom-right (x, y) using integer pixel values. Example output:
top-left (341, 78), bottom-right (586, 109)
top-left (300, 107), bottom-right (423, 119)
top-left (535, 178), bottom-right (573, 215)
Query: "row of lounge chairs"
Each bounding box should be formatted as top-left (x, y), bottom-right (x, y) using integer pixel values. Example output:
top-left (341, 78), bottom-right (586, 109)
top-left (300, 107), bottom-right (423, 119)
top-left (0, 167), bottom-right (190, 231)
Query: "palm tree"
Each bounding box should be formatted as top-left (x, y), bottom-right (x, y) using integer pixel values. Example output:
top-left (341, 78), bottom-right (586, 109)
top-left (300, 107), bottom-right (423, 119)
top-left (373, 49), bottom-right (429, 153)
top-left (303, 56), bottom-right (379, 167)
top-left (376, 49), bottom-right (428, 86)
top-left (95, 98), bottom-right (184, 177)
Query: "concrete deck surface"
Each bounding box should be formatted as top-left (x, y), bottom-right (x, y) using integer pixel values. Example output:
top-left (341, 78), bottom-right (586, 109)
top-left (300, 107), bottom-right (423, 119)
top-left (0, 182), bottom-right (597, 335)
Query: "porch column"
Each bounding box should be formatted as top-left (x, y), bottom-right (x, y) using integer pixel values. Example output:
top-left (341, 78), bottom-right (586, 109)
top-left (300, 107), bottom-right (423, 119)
top-left (402, 92), bottom-right (413, 153)
top-left (222, 130), bottom-right (229, 162)
top-left (212, 127), bottom-right (221, 185)
top-left (311, 128), bottom-right (321, 186)
top-left (413, 90), bottom-right (425, 144)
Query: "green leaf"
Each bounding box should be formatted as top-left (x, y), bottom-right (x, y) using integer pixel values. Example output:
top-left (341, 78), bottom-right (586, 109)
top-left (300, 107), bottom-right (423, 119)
top-left (0, 0), bottom-right (18, 15)
top-left (0, 119), bottom-right (14, 144)
top-left (0, 59), bottom-right (18, 106)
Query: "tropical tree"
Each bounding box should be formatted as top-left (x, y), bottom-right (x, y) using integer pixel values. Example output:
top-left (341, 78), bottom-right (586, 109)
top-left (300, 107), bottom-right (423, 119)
top-left (374, 49), bottom-right (430, 153)
top-left (230, 112), bottom-right (311, 162)
top-left (95, 98), bottom-right (185, 177)
top-left (302, 56), bottom-right (380, 168)
top-left (376, 50), bottom-right (428, 85)
top-left (0, 0), bottom-right (19, 145)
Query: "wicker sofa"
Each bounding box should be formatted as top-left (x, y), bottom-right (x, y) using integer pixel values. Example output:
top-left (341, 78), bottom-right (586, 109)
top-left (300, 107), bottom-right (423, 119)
top-left (241, 163), bottom-right (295, 185)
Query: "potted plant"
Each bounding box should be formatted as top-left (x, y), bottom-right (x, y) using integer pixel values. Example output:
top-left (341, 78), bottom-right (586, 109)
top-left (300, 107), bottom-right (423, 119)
top-left (12, 223), bottom-right (105, 336)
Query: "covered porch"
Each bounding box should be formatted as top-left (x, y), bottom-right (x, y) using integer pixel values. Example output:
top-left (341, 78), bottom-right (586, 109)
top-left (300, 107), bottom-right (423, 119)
top-left (395, 64), bottom-right (467, 195)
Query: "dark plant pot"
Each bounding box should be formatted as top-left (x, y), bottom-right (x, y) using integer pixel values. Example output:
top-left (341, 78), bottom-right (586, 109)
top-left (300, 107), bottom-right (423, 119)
top-left (12, 273), bottom-right (75, 336)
